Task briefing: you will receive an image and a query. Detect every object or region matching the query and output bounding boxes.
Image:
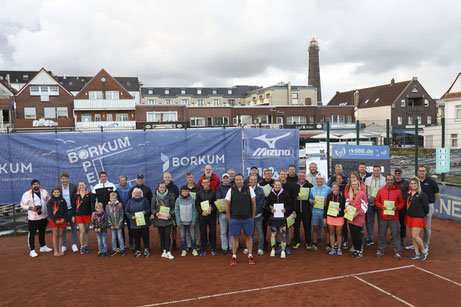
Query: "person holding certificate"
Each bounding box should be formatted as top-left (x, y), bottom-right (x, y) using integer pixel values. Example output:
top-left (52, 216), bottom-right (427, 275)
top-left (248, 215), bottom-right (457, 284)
top-left (345, 179), bottom-right (368, 258)
top-left (293, 171), bottom-right (313, 250)
top-left (216, 173), bottom-right (233, 255)
top-left (324, 182), bottom-right (346, 255)
top-left (125, 188), bottom-right (151, 258)
top-left (265, 180), bottom-right (292, 259)
top-left (152, 181), bottom-right (176, 260)
top-left (308, 175), bottom-right (332, 251)
top-left (375, 175), bottom-right (404, 260)
top-left (195, 178), bottom-right (217, 256)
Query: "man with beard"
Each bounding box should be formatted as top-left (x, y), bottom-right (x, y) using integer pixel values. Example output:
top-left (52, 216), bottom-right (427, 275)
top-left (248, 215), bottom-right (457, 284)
top-left (198, 164), bottom-right (221, 192)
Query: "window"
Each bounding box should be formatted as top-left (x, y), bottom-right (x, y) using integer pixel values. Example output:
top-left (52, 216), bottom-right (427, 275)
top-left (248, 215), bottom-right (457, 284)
top-left (457, 106), bottom-right (461, 119)
top-left (126, 81), bottom-right (131, 86)
top-left (375, 98), bottom-right (380, 103)
top-left (164, 89), bottom-right (170, 94)
top-left (181, 89), bottom-right (186, 95)
top-left (309, 116), bottom-right (315, 123)
top-left (212, 89), bottom-right (217, 95)
top-left (148, 100), bottom-right (155, 105)
top-left (24, 107), bottom-right (36, 119)
top-left (228, 99), bottom-right (235, 106)
top-left (116, 113), bottom-right (129, 121)
top-left (401, 99), bottom-right (405, 107)
top-left (254, 115), bottom-right (269, 124)
top-left (30, 85), bottom-right (59, 97)
top-left (106, 114), bottom-right (113, 121)
top-left (181, 99), bottom-right (188, 104)
top-left (259, 95), bottom-right (263, 101)
top-left (276, 117), bottom-right (284, 124)
top-left (164, 99), bottom-right (172, 104)
top-left (81, 114), bottom-right (91, 122)
top-left (408, 100), bottom-right (415, 108)
top-left (213, 99), bottom-right (220, 106)
top-left (94, 114), bottom-right (102, 122)
top-left (30, 86), bottom-right (40, 94)
top-left (190, 117), bottom-right (205, 127)
top-left (146, 112), bottom-right (177, 122)
top-left (291, 93), bottom-right (298, 105)
top-left (147, 112), bottom-right (161, 122)
top-left (207, 117), bottom-right (213, 126)
top-left (227, 89), bottom-right (232, 95)
top-left (328, 115), bottom-right (346, 124)
top-left (452, 134), bottom-right (458, 148)
top-left (197, 99), bottom-right (204, 106)
top-left (347, 115), bottom-right (352, 123)
top-left (105, 91), bottom-right (119, 99)
top-left (215, 116), bottom-right (229, 126)
top-left (164, 112), bottom-right (177, 121)
top-left (397, 116), bottom-right (403, 125)
top-left (266, 93), bottom-right (270, 99)
top-left (239, 115), bottom-right (253, 124)
top-left (148, 89), bottom-right (153, 95)
top-left (89, 91), bottom-right (103, 100)
top-left (412, 87), bottom-right (418, 93)
top-left (408, 116), bottom-right (413, 125)
top-left (427, 116), bottom-right (432, 125)
top-left (56, 107), bottom-right (68, 118)
top-left (287, 116), bottom-right (306, 125)
top-left (40, 94), bottom-right (49, 102)
top-left (197, 89), bottom-right (202, 95)
top-left (424, 99), bottom-right (429, 107)
top-left (44, 107), bottom-right (56, 118)
top-left (23, 74), bottom-right (29, 80)
top-left (49, 86), bottom-right (58, 94)
top-left (417, 116), bottom-right (422, 125)
top-left (364, 99), bottom-right (369, 104)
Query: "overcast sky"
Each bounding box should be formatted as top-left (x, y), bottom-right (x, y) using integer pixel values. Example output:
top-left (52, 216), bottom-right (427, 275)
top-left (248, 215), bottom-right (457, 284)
top-left (1, 0), bottom-right (460, 102)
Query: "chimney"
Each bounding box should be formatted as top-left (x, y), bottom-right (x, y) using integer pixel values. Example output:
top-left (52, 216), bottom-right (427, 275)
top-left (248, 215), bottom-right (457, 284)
top-left (390, 78), bottom-right (395, 86)
top-left (412, 76), bottom-right (418, 81)
top-left (6, 74), bottom-right (10, 86)
top-left (353, 90), bottom-right (359, 107)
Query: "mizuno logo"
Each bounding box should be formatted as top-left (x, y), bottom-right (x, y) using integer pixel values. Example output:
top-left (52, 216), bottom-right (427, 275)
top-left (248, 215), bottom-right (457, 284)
top-left (253, 133), bottom-right (291, 149)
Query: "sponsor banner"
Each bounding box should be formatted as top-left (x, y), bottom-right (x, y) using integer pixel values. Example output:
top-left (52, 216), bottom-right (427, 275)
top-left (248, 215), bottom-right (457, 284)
top-left (434, 184), bottom-right (461, 223)
top-left (0, 128), bottom-right (242, 204)
top-left (244, 128), bottom-right (299, 179)
top-left (332, 144), bottom-right (389, 160)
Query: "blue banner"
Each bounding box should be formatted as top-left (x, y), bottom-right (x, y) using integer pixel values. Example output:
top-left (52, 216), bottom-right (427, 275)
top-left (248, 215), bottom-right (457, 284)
top-left (0, 128), bottom-right (243, 204)
top-left (332, 144), bottom-right (389, 160)
top-left (434, 184), bottom-right (461, 223)
top-left (243, 128), bottom-right (299, 179)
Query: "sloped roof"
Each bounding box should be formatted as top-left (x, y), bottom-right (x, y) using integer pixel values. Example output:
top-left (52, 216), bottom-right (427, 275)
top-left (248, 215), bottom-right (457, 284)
top-left (58, 76), bottom-right (140, 92)
top-left (0, 70), bottom-right (46, 84)
top-left (141, 85), bottom-right (260, 98)
top-left (328, 80), bottom-right (411, 108)
top-left (441, 72), bottom-right (461, 99)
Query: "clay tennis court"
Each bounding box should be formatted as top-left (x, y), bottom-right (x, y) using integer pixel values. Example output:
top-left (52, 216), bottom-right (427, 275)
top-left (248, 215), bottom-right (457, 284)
top-left (1, 217), bottom-right (460, 306)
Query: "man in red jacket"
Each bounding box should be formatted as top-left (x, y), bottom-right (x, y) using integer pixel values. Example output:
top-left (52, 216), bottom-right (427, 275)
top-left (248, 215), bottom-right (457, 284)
top-left (198, 164), bottom-right (221, 192)
top-left (375, 174), bottom-right (404, 260)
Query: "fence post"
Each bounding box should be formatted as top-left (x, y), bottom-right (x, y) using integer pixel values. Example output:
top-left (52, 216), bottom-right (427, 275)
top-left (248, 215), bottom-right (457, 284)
top-left (143, 125), bottom-right (146, 131)
top-left (327, 121), bottom-right (330, 178)
top-left (55, 127), bottom-right (58, 134)
top-left (13, 204), bottom-right (17, 236)
top-left (223, 123), bottom-right (226, 129)
top-left (259, 122), bottom-right (262, 128)
top-left (356, 120), bottom-right (360, 145)
top-left (7, 127), bottom-right (10, 133)
top-left (386, 119), bottom-right (390, 146)
top-left (184, 123), bottom-right (187, 130)
top-left (441, 117), bottom-right (445, 182)
top-left (100, 126), bottom-right (103, 133)
top-left (415, 120), bottom-right (419, 176)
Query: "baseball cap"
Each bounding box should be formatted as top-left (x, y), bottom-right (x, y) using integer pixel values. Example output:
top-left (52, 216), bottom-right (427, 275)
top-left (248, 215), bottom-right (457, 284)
top-left (137, 173), bottom-right (144, 179)
top-left (394, 168), bottom-right (403, 174)
top-left (222, 173), bottom-right (229, 179)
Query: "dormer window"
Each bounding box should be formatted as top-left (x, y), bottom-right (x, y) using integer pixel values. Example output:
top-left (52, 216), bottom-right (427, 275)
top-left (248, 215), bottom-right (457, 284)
top-left (212, 89), bottom-right (217, 95)
top-left (181, 89), bottom-right (186, 95)
top-left (165, 89), bottom-right (170, 95)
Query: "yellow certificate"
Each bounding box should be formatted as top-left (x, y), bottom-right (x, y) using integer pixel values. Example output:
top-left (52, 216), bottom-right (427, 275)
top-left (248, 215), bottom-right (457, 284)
top-left (299, 188), bottom-right (310, 200)
top-left (286, 213), bottom-right (296, 228)
top-left (135, 212), bottom-right (145, 226)
top-left (314, 195), bottom-right (325, 209)
top-left (262, 184), bottom-right (271, 197)
top-left (371, 187), bottom-right (379, 198)
top-left (383, 200), bottom-right (395, 215)
top-left (190, 192), bottom-right (196, 200)
top-left (344, 206), bottom-right (356, 221)
top-left (327, 201), bottom-right (340, 217)
top-left (214, 199), bottom-right (227, 213)
top-left (158, 206), bottom-right (170, 220)
top-left (200, 200), bottom-right (210, 212)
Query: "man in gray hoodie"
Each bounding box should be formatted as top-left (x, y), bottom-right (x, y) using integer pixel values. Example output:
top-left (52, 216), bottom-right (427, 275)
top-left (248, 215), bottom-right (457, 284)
top-left (364, 165), bottom-right (386, 246)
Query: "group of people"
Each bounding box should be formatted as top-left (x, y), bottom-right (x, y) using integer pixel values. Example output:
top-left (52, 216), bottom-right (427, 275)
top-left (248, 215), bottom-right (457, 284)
top-left (20, 162), bottom-right (438, 265)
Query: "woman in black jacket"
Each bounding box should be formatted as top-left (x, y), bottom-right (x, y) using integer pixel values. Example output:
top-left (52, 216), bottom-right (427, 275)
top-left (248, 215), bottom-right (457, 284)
top-left (265, 180), bottom-right (292, 259)
top-left (71, 181), bottom-right (92, 254)
top-left (324, 182), bottom-right (346, 256)
top-left (152, 181), bottom-right (176, 259)
top-left (405, 177), bottom-right (429, 260)
top-left (47, 188), bottom-right (68, 256)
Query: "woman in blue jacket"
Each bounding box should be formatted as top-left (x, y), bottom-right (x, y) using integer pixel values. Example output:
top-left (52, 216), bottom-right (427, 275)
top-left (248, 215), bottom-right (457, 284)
top-left (125, 188), bottom-right (151, 258)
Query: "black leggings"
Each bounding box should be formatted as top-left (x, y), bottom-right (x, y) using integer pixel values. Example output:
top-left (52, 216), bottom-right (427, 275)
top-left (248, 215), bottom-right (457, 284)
top-left (294, 206), bottom-right (312, 244)
top-left (349, 223), bottom-right (363, 251)
top-left (157, 225), bottom-right (173, 252)
top-left (133, 227), bottom-right (150, 251)
top-left (28, 219), bottom-right (47, 250)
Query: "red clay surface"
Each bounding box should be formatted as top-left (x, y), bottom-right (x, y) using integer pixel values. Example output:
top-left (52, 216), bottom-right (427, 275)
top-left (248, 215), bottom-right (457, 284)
top-left (1, 217), bottom-right (460, 306)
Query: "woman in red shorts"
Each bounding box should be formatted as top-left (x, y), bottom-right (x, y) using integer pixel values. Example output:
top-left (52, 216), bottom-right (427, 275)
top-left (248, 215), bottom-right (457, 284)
top-left (324, 182), bottom-right (346, 255)
top-left (71, 181), bottom-right (92, 254)
top-left (405, 177), bottom-right (429, 260)
top-left (47, 188), bottom-right (67, 256)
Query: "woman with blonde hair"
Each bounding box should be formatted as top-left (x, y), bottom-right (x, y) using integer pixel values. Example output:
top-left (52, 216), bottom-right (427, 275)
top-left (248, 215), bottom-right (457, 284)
top-left (346, 179), bottom-right (368, 258)
top-left (125, 188), bottom-right (151, 258)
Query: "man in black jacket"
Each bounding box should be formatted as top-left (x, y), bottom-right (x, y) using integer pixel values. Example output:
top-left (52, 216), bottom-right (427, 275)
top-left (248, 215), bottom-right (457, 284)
top-left (279, 169), bottom-right (297, 255)
top-left (91, 172), bottom-right (119, 211)
top-left (293, 171), bottom-right (314, 250)
top-left (195, 178), bottom-right (217, 256)
top-left (287, 164), bottom-right (298, 184)
top-left (394, 168), bottom-right (409, 245)
top-left (259, 168), bottom-right (274, 251)
top-left (128, 174), bottom-right (153, 203)
top-left (164, 172), bottom-right (179, 250)
top-left (54, 172), bottom-right (78, 253)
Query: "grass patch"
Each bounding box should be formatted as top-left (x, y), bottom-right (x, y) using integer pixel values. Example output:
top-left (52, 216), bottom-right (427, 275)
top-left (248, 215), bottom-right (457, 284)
top-left (390, 148), bottom-right (435, 156)
top-left (437, 175), bottom-right (461, 185)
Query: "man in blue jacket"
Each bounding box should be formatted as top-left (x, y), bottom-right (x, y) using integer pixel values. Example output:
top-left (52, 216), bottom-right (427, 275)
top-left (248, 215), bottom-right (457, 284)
top-left (115, 175), bottom-right (133, 249)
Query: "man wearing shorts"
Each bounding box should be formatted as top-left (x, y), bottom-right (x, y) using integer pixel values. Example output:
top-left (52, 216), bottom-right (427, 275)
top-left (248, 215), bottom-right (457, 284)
top-left (308, 175), bottom-right (331, 250)
top-left (226, 174), bottom-right (256, 265)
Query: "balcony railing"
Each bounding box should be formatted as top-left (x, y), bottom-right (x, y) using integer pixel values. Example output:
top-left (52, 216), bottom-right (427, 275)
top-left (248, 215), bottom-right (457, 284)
top-left (74, 99), bottom-right (136, 110)
top-left (75, 121), bottom-right (136, 128)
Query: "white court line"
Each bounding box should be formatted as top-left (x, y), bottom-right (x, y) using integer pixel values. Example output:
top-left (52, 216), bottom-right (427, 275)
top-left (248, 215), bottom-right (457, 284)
top-left (354, 276), bottom-right (415, 307)
top-left (137, 265), bottom-right (415, 307)
top-left (413, 266), bottom-right (461, 287)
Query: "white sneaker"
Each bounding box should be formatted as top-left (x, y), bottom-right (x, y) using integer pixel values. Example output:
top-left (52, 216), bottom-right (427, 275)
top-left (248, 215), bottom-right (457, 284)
top-left (161, 250), bottom-right (167, 258)
top-left (257, 249), bottom-right (264, 256)
top-left (281, 251), bottom-right (286, 259)
top-left (62, 246), bottom-right (67, 253)
top-left (166, 251), bottom-right (175, 259)
top-left (72, 244), bottom-right (78, 252)
top-left (30, 250), bottom-right (38, 257)
top-left (270, 249), bottom-right (275, 257)
top-left (40, 246), bottom-right (52, 252)
top-left (242, 248), bottom-right (249, 255)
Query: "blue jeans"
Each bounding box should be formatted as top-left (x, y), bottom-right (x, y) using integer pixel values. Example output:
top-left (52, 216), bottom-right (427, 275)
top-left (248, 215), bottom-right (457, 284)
top-left (180, 225), bottom-right (197, 251)
top-left (96, 231), bottom-right (107, 253)
top-left (367, 205), bottom-right (381, 241)
top-left (62, 213), bottom-right (78, 248)
top-left (219, 213), bottom-right (231, 251)
top-left (111, 228), bottom-right (125, 251)
top-left (254, 215), bottom-right (264, 250)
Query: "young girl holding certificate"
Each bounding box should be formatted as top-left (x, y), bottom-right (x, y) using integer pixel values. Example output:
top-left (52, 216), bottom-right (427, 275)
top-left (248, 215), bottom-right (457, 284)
top-left (345, 179), bottom-right (368, 258)
top-left (152, 181), bottom-right (176, 260)
top-left (324, 183), bottom-right (346, 255)
top-left (47, 188), bottom-right (67, 256)
top-left (265, 180), bottom-right (292, 259)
